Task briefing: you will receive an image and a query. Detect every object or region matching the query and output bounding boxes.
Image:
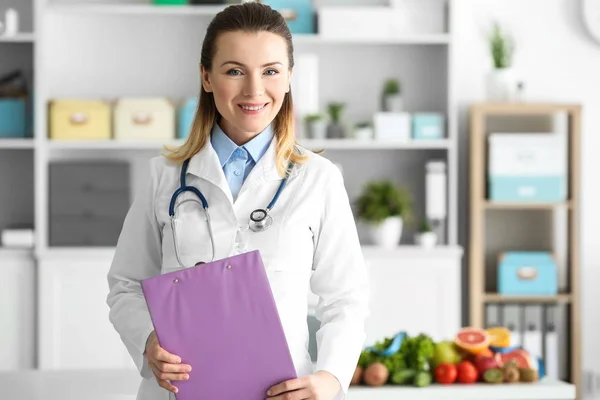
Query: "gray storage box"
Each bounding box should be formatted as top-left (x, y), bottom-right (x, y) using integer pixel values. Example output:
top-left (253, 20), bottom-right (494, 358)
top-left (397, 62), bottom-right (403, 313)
top-left (49, 161), bottom-right (130, 247)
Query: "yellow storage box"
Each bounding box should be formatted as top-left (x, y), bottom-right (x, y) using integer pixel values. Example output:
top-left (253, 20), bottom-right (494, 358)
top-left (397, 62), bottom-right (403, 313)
top-left (49, 99), bottom-right (112, 140)
top-left (114, 97), bottom-right (175, 140)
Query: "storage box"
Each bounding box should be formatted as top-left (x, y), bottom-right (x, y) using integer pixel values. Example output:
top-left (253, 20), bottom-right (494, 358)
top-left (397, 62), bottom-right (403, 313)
top-left (178, 97), bottom-right (198, 139)
top-left (488, 133), bottom-right (567, 202)
top-left (374, 112), bottom-right (411, 142)
top-left (114, 97), bottom-right (175, 141)
top-left (318, 7), bottom-right (392, 40)
top-left (412, 113), bottom-right (444, 140)
top-left (261, 0), bottom-right (316, 34)
top-left (498, 252), bottom-right (558, 296)
top-left (390, 0), bottom-right (447, 35)
top-left (49, 99), bottom-right (112, 140)
top-left (49, 161), bottom-right (130, 247)
top-left (0, 98), bottom-right (27, 138)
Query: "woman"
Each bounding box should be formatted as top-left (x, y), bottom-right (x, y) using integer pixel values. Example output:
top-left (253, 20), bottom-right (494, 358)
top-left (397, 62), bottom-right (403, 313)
top-left (106, 3), bottom-right (369, 400)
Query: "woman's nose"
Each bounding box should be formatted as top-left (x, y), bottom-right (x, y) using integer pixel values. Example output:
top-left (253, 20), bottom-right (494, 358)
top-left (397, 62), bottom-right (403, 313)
top-left (243, 74), bottom-right (265, 97)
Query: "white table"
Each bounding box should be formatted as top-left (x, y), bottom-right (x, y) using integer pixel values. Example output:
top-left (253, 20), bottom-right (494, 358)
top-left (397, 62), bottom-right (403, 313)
top-left (0, 369), bottom-right (576, 400)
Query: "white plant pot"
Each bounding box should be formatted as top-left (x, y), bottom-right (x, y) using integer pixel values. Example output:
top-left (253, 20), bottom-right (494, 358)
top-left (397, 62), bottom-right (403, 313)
top-left (365, 216), bottom-right (403, 248)
top-left (415, 231), bottom-right (437, 248)
top-left (307, 120), bottom-right (327, 139)
top-left (354, 127), bottom-right (373, 140)
top-left (486, 68), bottom-right (516, 101)
top-left (384, 94), bottom-right (404, 112)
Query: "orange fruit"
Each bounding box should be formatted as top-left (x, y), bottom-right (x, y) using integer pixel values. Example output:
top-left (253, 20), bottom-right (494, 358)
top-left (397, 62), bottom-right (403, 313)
top-left (454, 327), bottom-right (491, 354)
top-left (486, 327), bottom-right (511, 348)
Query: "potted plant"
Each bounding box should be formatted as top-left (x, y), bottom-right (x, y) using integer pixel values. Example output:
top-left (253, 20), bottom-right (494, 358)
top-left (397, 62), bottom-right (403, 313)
top-left (355, 180), bottom-right (412, 248)
top-left (353, 121), bottom-right (373, 140)
top-left (304, 113), bottom-right (327, 139)
top-left (414, 219), bottom-right (437, 248)
top-left (326, 102), bottom-right (346, 139)
top-left (486, 22), bottom-right (516, 101)
top-left (382, 78), bottom-right (403, 112)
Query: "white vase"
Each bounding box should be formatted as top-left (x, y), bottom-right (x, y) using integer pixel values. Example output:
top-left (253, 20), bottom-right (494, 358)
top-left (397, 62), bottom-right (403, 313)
top-left (366, 216), bottom-right (403, 248)
top-left (354, 127), bottom-right (373, 140)
top-left (307, 120), bottom-right (327, 139)
top-left (486, 68), bottom-right (516, 101)
top-left (415, 232), bottom-right (437, 248)
top-left (384, 94), bottom-right (404, 112)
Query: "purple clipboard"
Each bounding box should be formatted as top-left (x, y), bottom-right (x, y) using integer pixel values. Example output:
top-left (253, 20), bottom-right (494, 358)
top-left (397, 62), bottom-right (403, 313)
top-left (141, 250), bottom-right (298, 399)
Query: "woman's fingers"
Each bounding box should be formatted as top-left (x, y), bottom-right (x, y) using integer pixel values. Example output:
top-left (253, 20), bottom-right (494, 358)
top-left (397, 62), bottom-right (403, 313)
top-left (154, 346), bottom-right (182, 364)
top-left (156, 360), bottom-right (192, 374)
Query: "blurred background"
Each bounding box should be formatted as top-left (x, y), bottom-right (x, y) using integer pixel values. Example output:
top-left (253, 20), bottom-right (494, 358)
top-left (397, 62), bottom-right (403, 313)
top-left (0, 0), bottom-right (599, 399)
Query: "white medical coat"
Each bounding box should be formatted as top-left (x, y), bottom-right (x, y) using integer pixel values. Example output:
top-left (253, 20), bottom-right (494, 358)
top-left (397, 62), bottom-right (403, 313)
top-left (106, 138), bottom-right (370, 400)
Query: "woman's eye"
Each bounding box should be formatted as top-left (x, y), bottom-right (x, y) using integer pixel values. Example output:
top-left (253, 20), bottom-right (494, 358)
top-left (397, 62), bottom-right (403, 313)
top-left (227, 69), bottom-right (242, 76)
top-left (265, 69), bottom-right (278, 76)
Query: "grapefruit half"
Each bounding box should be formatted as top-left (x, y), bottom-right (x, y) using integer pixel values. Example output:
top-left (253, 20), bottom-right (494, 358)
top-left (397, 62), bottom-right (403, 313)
top-left (500, 349), bottom-right (537, 369)
top-left (454, 327), bottom-right (491, 354)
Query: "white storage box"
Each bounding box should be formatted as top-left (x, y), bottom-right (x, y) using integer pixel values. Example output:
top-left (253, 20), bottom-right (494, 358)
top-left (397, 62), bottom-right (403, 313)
top-left (390, 0), bottom-right (447, 35)
top-left (374, 112), bottom-right (411, 142)
top-left (114, 97), bottom-right (175, 141)
top-left (318, 6), bottom-right (392, 40)
top-left (488, 133), bottom-right (567, 202)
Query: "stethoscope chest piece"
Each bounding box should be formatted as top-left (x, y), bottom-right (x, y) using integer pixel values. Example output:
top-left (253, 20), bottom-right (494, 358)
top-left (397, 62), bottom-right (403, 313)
top-left (249, 208), bottom-right (273, 232)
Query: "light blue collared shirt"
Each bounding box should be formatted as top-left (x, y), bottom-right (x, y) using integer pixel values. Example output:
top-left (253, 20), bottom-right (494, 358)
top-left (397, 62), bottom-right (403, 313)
top-left (211, 123), bottom-right (274, 200)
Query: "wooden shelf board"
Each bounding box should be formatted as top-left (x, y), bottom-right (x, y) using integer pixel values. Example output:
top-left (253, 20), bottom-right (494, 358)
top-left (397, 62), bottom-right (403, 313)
top-left (484, 293), bottom-right (572, 304)
top-left (471, 102), bottom-right (581, 115)
top-left (484, 200), bottom-right (572, 210)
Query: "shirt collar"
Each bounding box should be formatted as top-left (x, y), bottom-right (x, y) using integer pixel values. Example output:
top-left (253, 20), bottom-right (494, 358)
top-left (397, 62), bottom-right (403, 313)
top-left (210, 123), bottom-right (274, 167)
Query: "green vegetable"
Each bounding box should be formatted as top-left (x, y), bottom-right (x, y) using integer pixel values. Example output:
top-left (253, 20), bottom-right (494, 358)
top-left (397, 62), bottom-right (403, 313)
top-left (357, 333), bottom-right (436, 382)
top-left (390, 369), bottom-right (416, 385)
top-left (413, 371), bottom-right (432, 387)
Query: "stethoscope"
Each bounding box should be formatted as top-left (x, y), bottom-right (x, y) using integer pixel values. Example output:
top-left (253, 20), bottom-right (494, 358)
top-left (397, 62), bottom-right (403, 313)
top-left (168, 158), bottom-right (293, 268)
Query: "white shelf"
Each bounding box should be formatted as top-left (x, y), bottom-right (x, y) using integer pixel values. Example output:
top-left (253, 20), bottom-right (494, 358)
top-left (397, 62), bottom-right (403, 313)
top-left (0, 139), bottom-right (35, 149)
top-left (46, 138), bottom-right (452, 151)
top-left (293, 34), bottom-right (450, 45)
top-left (0, 33), bottom-right (35, 43)
top-left (361, 244), bottom-right (463, 259)
top-left (46, 3), bottom-right (228, 16)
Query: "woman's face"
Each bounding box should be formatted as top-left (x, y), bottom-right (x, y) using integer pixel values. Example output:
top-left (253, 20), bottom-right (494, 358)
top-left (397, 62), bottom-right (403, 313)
top-left (201, 30), bottom-right (292, 145)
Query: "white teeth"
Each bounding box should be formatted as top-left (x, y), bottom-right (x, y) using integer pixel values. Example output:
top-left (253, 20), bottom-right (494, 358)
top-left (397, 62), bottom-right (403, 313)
top-left (241, 104), bottom-right (265, 111)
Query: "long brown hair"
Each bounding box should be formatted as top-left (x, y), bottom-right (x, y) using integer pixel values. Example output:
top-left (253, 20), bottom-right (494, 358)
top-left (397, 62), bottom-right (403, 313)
top-left (163, 2), bottom-right (309, 177)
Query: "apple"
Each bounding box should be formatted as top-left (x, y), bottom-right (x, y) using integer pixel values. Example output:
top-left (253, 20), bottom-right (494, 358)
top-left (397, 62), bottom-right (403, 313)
top-left (474, 354), bottom-right (503, 376)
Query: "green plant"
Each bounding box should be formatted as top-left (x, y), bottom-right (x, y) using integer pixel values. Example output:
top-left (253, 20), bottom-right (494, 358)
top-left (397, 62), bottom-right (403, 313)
top-left (419, 219), bottom-right (432, 233)
top-left (327, 102), bottom-right (345, 123)
top-left (488, 22), bottom-right (514, 69)
top-left (383, 78), bottom-right (401, 95)
top-left (355, 180), bottom-right (412, 225)
top-left (304, 113), bottom-right (325, 122)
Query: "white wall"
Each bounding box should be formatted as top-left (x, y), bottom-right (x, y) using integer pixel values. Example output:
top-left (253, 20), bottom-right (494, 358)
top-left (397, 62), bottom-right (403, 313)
top-left (454, 0), bottom-right (600, 379)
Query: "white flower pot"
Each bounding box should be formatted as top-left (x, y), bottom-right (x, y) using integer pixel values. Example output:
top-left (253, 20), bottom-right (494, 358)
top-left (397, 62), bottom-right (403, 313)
top-left (307, 120), bottom-right (327, 139)
top-left (354, 126), bottom-right (373, 140)
top-left (384, 94), bottom-right (404, 112)
top-left (415, 231), bottom-right (437, 248)
top-left (366, 216), bottom-right (403, 248)
top-left (486, 68), bottom-right (516, 101)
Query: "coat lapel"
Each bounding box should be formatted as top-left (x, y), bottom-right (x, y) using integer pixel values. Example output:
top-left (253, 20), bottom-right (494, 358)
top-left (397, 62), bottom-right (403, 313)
top-left (186, 140), bottom-right (234, 205)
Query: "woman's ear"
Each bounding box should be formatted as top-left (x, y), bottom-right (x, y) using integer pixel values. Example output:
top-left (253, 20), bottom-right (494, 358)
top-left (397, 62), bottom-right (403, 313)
top-left (200, 65), bottom-right (213, 93)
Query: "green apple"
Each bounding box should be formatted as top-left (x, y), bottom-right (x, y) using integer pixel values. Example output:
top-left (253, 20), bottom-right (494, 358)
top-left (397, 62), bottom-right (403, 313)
top-left (432, 341), bottom-right (462, 367)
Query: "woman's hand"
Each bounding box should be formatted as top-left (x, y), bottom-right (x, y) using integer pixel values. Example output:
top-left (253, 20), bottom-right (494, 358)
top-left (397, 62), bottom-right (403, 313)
top-left (145, 330), bottom-right (192, 394)
top-left (266, 370), bottom-right (341, 400)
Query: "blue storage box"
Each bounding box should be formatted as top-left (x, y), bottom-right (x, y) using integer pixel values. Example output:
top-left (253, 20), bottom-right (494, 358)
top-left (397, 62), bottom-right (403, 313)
top-left (0, 98), bottom-right (27, 138)
top-left (178, 97), bottom-right (198, 139)
top-left (261, 0), bottom-right (316, 34)
top-left (412, 113), bottom-right (444, 140)
top-left (489, 176), bottom-right (565, 202)
top-left (498, 252), bottom-right (558, 296)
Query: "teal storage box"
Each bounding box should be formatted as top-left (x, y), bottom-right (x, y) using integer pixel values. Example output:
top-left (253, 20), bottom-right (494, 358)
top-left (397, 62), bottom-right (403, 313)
top-left (489, 176), bottom-right (565, 202)
top-left (178, 97), bottom-right (198, 139)
top-left (0, 98), bottom-right (27, 138)
top-left (412, 113), bottom-right (444, 140)
top-left (498, 252), bottom-right (558, 296)
top-left (261, 0), bottom-right (316, 34)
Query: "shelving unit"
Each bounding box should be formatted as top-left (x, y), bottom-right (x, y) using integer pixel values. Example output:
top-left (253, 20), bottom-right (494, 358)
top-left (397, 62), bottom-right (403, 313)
top-left (468, 103), bottom-right (581, 398)
top-left (23, 0), bottom-right (459, 254)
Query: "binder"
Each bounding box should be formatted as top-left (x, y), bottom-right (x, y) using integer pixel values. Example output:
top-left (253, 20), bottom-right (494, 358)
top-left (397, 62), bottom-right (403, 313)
top-left (141, 250), bottom-right (298, 400)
